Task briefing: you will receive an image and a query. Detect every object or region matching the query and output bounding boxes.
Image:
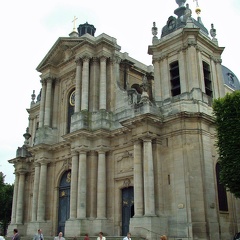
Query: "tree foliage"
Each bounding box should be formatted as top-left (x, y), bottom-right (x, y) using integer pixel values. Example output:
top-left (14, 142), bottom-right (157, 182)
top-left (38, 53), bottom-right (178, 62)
top-left (0, 172), bottom-right (14, 236)
top-left (213, 91), bottom-right (240, 198)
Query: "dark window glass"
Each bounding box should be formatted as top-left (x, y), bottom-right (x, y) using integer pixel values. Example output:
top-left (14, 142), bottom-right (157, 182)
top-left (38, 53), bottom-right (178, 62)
top-left (170, 61), bottom-right (181, 96)
top-left (203, 61), bottom-right (212, 97)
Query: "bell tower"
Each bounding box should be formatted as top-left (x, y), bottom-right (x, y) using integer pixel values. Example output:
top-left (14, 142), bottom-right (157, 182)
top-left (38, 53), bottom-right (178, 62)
top-left (148, 0), bottom-right (225, 106)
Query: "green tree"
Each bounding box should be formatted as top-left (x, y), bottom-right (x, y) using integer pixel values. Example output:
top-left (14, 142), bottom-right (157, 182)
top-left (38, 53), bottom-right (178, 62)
top-left (213, 90), bottom-right (240, 198)
top-left (0, 172), bottom-right (14, 236)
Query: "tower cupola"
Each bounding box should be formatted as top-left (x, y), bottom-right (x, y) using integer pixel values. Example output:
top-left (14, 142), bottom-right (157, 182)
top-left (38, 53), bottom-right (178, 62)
top-left (77, 22), bottom-right (96, 37)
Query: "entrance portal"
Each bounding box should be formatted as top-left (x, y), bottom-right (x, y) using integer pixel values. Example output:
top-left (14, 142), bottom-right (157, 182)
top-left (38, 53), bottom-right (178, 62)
top-left (58, 170), bottom-right (71, 236)
top-left (122, 187), bottom-right (134, 236)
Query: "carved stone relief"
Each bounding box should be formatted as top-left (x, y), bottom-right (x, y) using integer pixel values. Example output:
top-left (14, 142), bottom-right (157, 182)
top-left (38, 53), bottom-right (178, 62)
top-left (116, 150), bottom-right (133, 174)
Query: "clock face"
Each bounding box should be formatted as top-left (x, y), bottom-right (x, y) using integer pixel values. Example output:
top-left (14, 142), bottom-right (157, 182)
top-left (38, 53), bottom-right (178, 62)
top-left (168, 19), bottom-right (176, 30)
top-left (69, 90), bottom-right (75, 106)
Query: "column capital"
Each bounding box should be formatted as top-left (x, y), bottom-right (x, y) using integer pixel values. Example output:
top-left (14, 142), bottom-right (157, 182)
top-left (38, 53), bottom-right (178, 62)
top-left (142, 137), bottom-right (152, 142)
top-left (34, 162), bottom-right (41, 167)
top-left (91, 57), bottom-right (99, 64)
top-left (75, 57), bottom-right (82, 65)
top-left (40, 79), bottom-right (47, 85)
top-left (99, 55), bottom-right (108, 61)
top-left (110, 55), bottom-right (122, 64)
top-left (41, 76), bottom-right (56, 83)
top-left (97, 149), bottom-right (107, 154)
top-left (76, 145), bottom-right (89, 153)
top-left (141, 132), bottom-right (157, 142)
top-left (96, 145), bottom-right (110, 154)
top-left (37, 159), bottom-right (50, 166)
top-left (54, 78), bottom-right (60, 85)
top-left (70, 150), bottom-right (79, 157)
top-left (82, 55), bottom-right (91, 62)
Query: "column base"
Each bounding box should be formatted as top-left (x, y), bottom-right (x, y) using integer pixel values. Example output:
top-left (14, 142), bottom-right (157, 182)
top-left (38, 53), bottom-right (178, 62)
top-left (130, 216), bottom-right (168, 240)
top-left (26, 221), bottom-right (53, 236)
top-left (7, 224), bottom-right (27, 237)
top-left (64, 218), bottom-right (112, 237)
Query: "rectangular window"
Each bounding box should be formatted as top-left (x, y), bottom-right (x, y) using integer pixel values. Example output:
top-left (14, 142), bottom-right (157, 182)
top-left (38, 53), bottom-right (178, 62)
top-left (203, 61), bottom-right (212, 97)
top-left (170, 61), bottom-right (181, 96)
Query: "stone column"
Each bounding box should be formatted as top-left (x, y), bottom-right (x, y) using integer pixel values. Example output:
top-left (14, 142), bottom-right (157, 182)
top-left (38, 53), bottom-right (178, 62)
top-left (178, 51), bottom-right (187, 93)
top-left (16, 172), bottom-right (26, 224)
top-left (161, 57), bottom-right (170, 100)
top-left (39, 80), bottom-right (46, 128)
top-left (215, 59), bottom-right (225, 97)
top-left (11, 173), bottom-right (19, 224)
top-left (75, 59), bottom-right (82, 113)
top-left (97, 150), bottom-right (107, 218)
top-left (28, 117), bottom-right (33, 146)
top-left (88, 151), bottom-right (97, 218)
top-left (108, 58), bottom-right (115, 111)
top-left (91, 57), bottom-right (99, 112)
top-left (52, 79), bottom-right (60, 128)
top-left (31, 117), bottom-right (37, 146)
top-left (37, 162), bottom-right (48, 221)
top-left (77, 151), bottom-right (87, 218)
top-left (143, 138), bottom-right (156, 216)
top-left (44, 78), bottom-right (53, 127)
top-left (70, 152), bottom-right (79, 219)
top-left (81, 56), bottom-right (90, 111)
top-left (187, 44), bottom-right (198, 90)
top-left (133, 139), bottom-right (144, 217)
top-left (153, 59), bottom-right (161, 102)
top-left (31, 163), bottom-right (40, 222)
top-left (99, 56), bottom-right (107, 110)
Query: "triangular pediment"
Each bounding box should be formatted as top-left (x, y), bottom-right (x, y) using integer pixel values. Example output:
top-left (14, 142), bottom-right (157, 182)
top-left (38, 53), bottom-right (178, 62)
top-left (36, 37), bottom-right (84, 71)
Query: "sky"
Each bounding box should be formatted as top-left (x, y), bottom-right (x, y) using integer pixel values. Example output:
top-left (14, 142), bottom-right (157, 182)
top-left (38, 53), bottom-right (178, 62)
top-left (0, 0), bottom-right (239, 184)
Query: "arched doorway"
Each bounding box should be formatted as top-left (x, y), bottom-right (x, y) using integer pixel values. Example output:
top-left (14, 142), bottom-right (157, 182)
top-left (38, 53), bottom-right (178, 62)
top-left (58, 170), bottom-right (71, 236)
top-left (122, 187), bottom-right (134, 236)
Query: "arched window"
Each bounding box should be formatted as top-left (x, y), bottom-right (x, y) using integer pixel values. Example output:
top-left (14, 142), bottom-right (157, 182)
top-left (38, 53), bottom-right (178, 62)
top-left (216, 163), bottom-right (228, 211)
top-left (66, 89), bottom-right (75, 133)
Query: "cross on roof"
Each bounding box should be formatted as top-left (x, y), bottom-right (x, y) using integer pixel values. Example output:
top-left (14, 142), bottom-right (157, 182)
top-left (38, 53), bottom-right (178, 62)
top-left (72, 16), bottom-right (78, 31)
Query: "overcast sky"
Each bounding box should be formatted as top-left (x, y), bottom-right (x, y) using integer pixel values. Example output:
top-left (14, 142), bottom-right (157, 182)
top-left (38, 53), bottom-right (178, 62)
top-left (0, 0), bottom-right (239, 184)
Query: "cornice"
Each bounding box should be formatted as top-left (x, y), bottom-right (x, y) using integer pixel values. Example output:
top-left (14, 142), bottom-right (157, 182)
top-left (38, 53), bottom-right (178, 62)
top-left (120, 113), bottom-right (163, 129)
top-left (163, 111), bottom-right (215, 125)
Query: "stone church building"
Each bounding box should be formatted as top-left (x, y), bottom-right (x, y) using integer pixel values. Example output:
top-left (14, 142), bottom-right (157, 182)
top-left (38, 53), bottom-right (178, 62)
top-left (8, 0), bottom-right (240, 239)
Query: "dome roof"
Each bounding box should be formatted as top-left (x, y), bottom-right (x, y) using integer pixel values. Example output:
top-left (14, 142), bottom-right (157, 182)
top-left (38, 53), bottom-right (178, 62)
top-left (222, 65), bottom-right (240, 90)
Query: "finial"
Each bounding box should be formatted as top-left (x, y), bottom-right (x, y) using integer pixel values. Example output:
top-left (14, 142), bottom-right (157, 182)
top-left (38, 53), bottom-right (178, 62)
top-left (31, 90), bottom-right (36, 104)
top-left (152, 22), bottom-right (158, 37)
top-left (193, 0), bottom-right (201, 15)
top-left (23, 127), bottom-right (31, 146)
top-left (210, 23), bottom-right (218, 45)
top-left (72, 16), bottom-right (78, 31)
top-left (210, 24), bottom-right (216, 38)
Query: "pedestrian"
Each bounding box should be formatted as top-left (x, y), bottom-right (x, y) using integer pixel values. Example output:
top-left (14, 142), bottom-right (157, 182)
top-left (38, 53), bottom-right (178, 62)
top-left (54, 232), bottom-right (65, 240)
top-left (12, 229), bottom-right (20, 240)
top-left (97, 232), bottom-right (106, 240)
top-left (84, 233), bottom-right (90, 240)
top-left (33, 229), bottom-right (44, 240)
top-left (160, 235), bottom-right (167, 240)
top-left (123, 232), bottom-right (131, 240)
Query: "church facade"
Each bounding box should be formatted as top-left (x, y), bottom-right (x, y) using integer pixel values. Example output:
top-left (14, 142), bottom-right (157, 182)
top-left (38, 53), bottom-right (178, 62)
top-left (8, 1), bottom-right (240, 239)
